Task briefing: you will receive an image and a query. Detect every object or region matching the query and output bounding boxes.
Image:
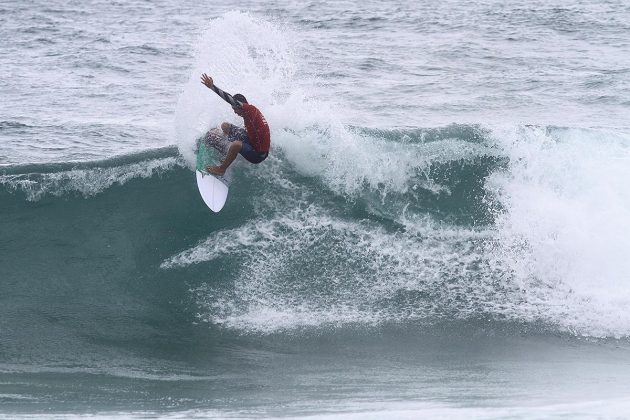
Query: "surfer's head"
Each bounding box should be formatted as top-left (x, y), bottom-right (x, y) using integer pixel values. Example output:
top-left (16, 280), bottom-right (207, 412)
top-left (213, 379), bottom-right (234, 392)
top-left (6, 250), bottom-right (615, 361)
top-left (233, 94), bottom-right (247, 104)
top-left (232, 94), bottom-right (247, 116)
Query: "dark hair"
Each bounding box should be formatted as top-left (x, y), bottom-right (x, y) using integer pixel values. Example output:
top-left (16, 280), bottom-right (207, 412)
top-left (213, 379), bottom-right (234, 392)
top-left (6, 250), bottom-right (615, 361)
top-left (233, 93), bottom-right (247, 104)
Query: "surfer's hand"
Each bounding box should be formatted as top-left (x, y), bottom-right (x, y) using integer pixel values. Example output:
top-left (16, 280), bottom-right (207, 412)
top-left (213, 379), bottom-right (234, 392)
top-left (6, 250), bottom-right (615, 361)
top-left (201, 74), bottom-right (213, 89)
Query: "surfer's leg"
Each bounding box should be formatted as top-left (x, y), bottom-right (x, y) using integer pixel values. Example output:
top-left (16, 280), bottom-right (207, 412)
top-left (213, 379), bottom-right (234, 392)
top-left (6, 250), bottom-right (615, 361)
top-left (238, 140), bottom-right (268, 164)
top-left (223, 123), bottom-right (248, 143)
top-left (207, 141), bottom-right (242, 176)
top-left (205, 128), bottom-right (230, 156)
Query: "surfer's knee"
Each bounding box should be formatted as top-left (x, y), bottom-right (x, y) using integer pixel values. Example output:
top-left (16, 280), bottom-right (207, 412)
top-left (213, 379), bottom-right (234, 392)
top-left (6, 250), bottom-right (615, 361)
top-left (229, 140), bottom-right (243, 152)
top-left (221, 122), bottom-right (231, 135)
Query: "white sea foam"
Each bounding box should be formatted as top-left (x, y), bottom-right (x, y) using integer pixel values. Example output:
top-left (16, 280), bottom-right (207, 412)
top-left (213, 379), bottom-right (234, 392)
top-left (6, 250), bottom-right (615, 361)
top-left (5, 396), bottom-right (629, 419)
top-left (164, 204), bottom-right (513, 333)
top-left (0, 363), bottom-right (211, 382)
top-left (488, 126), bottom-right (630, 337)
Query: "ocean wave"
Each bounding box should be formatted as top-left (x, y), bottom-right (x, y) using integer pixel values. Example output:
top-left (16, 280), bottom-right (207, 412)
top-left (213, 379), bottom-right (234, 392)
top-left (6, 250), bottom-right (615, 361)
top-left (0, 120), bottom-right (32, 130)
top-left (2, 122), bottom-right (630, 339)
top-left (0, 147), bottom-right (184, 201)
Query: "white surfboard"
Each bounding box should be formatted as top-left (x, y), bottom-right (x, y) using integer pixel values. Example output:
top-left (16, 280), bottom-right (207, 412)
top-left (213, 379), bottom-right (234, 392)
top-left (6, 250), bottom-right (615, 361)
top-left (195, 170), bottom-right (229, 212)
top-left (195, 133), bottom-right (230, 212)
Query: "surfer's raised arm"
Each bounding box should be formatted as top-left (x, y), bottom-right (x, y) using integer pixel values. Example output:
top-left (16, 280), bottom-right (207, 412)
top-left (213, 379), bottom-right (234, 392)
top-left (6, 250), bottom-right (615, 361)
top-left (200, 74), bottom-right (243, 108)
top-left (199, 73), bottom-right (270, 177)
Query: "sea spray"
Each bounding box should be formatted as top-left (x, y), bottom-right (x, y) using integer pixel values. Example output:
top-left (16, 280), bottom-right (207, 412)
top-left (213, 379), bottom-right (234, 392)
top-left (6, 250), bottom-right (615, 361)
top-left (182, 205), bottom-right (508, 333)
top-left (488, 126), bottom-right (630, 337)
top-left (175, 13), bottom-right (499, 211)
top-left (175, 12), bottom-right (298, 166)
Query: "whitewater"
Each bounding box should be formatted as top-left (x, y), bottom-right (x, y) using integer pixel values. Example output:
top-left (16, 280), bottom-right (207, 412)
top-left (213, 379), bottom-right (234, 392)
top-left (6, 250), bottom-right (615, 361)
top-left (2, 1), bottom-right (630, 418)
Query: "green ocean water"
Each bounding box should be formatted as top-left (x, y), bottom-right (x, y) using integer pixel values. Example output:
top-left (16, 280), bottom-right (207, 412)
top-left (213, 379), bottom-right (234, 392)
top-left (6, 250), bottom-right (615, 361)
top-left (3, 0), bottom-right (630, 417)
top-left (3, 126), bottom-right (630, 417)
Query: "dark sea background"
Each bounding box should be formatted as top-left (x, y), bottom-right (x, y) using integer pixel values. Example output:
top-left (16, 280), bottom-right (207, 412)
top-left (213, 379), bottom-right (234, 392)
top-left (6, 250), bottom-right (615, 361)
top-left (2, 0), bottom-right (630, 418)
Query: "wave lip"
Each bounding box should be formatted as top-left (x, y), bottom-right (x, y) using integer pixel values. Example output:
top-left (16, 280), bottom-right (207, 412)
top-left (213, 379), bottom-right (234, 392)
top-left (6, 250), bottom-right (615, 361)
top-left (0, 147), bottom-right (184, 201)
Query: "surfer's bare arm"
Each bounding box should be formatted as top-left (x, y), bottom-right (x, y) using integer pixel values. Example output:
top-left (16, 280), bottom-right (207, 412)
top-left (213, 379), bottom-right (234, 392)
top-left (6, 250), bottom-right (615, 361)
top-left (201, 73), bottom-right (242, 108)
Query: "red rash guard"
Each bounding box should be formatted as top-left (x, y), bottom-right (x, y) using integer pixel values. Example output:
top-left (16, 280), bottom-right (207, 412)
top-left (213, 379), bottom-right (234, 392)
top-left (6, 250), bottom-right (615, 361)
top-left (242, 104), bottom-right (270, 153)
top-left (209, 84), bottom-right (270, 153)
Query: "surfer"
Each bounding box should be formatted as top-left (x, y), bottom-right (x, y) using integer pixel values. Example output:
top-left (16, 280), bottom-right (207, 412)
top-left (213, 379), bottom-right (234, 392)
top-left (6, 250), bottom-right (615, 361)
top-left (200, 74), bottom-right (270, 176)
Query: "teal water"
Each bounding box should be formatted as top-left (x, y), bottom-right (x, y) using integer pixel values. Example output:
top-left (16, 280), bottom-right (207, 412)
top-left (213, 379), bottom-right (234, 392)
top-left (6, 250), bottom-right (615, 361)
top-left (3, 127), bottom-right (630, 417)
top-left (2, 0), bottom-right (630, 417)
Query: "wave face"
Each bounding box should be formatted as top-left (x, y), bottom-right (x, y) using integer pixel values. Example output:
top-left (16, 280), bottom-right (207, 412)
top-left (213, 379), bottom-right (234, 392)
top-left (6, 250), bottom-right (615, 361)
top-left (2, 11), bottom-right (630, 354)
top-left (168, 12), bottom-right (630, 339)
top-left (4, 4), bottom-right (630, 416)
top-left (2, 125), bottom-right (630, 344)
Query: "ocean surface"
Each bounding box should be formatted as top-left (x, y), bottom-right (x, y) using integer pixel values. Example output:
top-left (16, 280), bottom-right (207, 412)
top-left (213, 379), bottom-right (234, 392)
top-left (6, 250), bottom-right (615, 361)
top-left (2, 0), bottom-right (630, 418)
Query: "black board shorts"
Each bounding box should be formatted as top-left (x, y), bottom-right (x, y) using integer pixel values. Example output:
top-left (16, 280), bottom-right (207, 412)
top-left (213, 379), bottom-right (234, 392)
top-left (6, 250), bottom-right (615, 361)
top-left (227, 125), bottom-right (268, 164)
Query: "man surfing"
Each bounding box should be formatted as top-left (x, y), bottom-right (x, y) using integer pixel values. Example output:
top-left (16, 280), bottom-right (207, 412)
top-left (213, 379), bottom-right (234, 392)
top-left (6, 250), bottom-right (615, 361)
top-left (200, 73), bottom-right (270, 176)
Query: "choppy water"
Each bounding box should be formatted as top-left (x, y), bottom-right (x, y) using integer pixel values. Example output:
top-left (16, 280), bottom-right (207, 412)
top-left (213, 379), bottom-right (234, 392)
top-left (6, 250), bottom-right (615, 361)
top-left (2, 0), bottom-right (630, 418)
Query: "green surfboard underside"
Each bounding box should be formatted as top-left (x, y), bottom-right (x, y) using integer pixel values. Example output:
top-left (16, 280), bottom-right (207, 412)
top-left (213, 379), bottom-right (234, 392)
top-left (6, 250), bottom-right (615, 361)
top-left (196, 139), bottom-right (217, 173)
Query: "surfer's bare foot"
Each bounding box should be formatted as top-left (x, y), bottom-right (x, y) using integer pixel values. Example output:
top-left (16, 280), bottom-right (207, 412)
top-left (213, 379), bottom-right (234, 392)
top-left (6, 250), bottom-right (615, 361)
top-left (207, 165), bottom-right (226, 176)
